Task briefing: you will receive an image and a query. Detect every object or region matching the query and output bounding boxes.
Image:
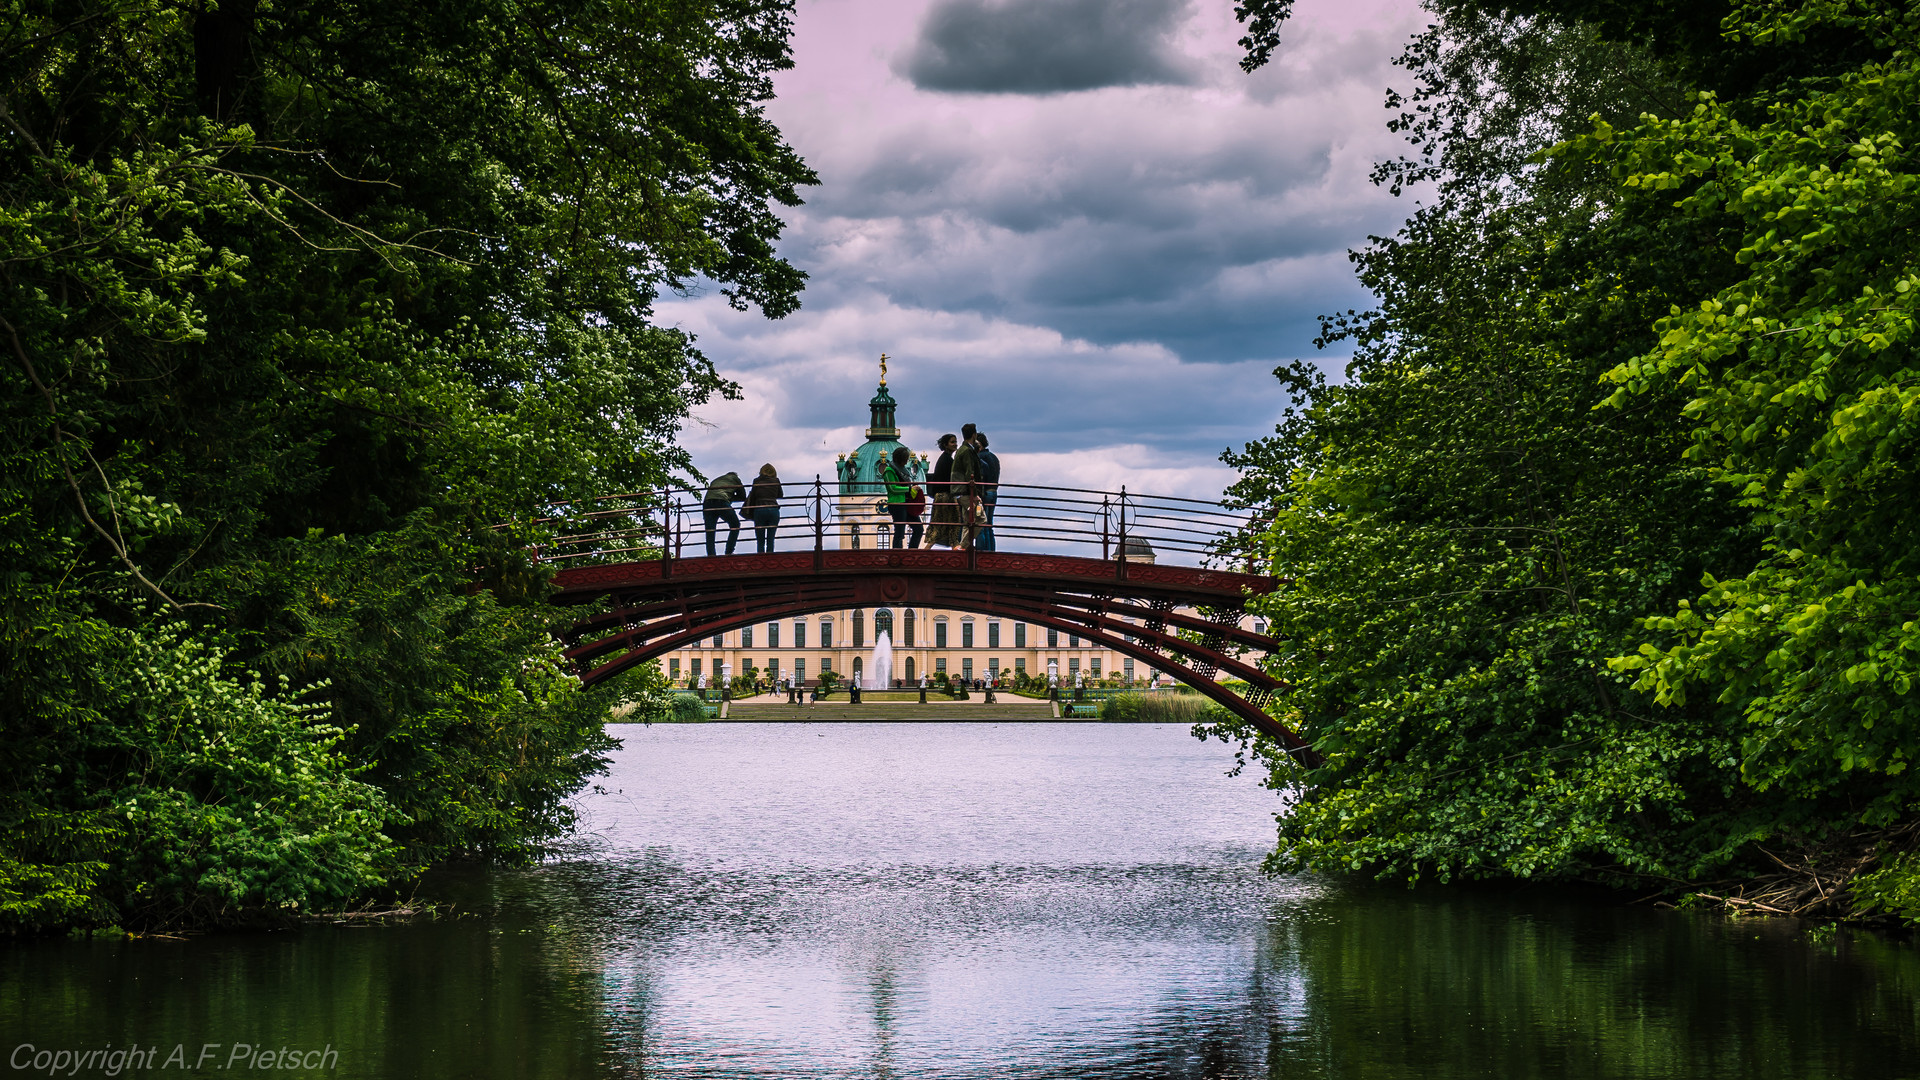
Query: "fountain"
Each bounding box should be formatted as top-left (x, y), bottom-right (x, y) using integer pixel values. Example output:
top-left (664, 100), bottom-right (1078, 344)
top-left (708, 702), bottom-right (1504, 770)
top-left (869, 630), bottom-right (893, 689)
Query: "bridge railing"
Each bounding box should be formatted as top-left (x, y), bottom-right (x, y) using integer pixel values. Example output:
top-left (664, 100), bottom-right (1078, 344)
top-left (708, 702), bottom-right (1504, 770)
top-left (498, 478), bottom-right (1269, 571)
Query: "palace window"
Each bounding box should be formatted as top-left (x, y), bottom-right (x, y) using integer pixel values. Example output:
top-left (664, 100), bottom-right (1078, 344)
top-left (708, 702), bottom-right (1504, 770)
top-left (670, 659), bottom-right (681, 680)
top-left (876, 523), bottom-right (891, 549)
top-left (962, 658), bottom-right (973, 681)
top-left (1047, 628), bottom-right (1059, 648)
top-left (961, 618), bottom-right (974, 648)
top-left (691, 659), bottom-right (702, 679)
top-left (1253, 620), bottom-right (1268, 636)
top-left (1090, 659), bottom-right (1101, 677)
top-left (767, 659), bottom-right (779, 681)
top-left (820, 657), bottom-right (832, 674)
top-left (1015, 623), bottom-right (1027, 648)
top-left (1069, 658), bottom-right (1080, 675)
top-left (904, 609), bottom-right (916, 647)
top-left (935, 617), bottom-right (949, 648)
top-left (1124, 658), bottom-right (1135, 680)
top-left (987, 621), bottom-right (1000, 648)
top-left (1069, 633), bottom-right (1079, 647)
top-left (853, 657), bottom-right (864, 683)
top-left (904, 657), bottom-right (916, 682)
top-left (794, 658), bottom-right (806, 681)
top-left (876, 608), bottom-right (894, 640)
top-left (794, 619), bottom-right (806, 649)
top-left (712, 632), bottom-right (725, 647)
top-left (1015, 658), bottom-right (1026, 674)
top-left (935, 657), bottom-right (947, 673)
top-left (819, 619), bottom-right (833, 647)
top-left (854, 609), bottom-right (865, 650)
top-left (987, 658), bottom-right (999, 677)
top-left (742, 625), bottom-right (753, 648)
top-left (768, 622), bottom-right (780, 648)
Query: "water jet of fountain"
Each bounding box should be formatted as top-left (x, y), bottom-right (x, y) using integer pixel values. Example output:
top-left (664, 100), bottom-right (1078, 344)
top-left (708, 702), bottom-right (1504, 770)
top-left (870, 630), bottom-right (893, 690)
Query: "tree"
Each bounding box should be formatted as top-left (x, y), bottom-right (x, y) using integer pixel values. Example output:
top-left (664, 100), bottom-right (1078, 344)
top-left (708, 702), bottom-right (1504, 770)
top-left (1223, 0), bottom-right (1920, 916)
top-left (1, 0), bottom-right (814, 928)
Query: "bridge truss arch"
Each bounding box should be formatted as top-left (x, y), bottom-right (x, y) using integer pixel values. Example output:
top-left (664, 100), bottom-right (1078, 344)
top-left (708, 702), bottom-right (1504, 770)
top-left (550, 549), bottom-right (1317, 765)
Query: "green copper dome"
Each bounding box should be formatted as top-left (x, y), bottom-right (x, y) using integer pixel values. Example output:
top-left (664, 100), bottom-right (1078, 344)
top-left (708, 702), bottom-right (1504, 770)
top-left (837, 384), bottom-right (925, 496)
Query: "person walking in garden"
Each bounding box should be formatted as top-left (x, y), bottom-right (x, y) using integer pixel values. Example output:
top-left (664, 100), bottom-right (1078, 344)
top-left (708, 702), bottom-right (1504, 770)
top-left (747, 463), bottom-right (783, 553)
top-left (883, 445), bottom-right (923, 549)
top-left (974, 432), bottom-right (1000, 552)
top-left (922, 433), bottom-right (960, 548)
top-left (702, 470), bottom-right (745, 557)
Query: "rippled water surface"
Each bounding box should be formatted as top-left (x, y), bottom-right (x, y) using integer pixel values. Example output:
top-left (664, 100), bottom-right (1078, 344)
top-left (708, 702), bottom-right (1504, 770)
top-left (5, 722), bottom-right (1919, 1078)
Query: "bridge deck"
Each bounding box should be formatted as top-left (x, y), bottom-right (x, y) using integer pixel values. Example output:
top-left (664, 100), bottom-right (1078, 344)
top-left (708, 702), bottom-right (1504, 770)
top-left (550, 549), bottom-right (1274, 605)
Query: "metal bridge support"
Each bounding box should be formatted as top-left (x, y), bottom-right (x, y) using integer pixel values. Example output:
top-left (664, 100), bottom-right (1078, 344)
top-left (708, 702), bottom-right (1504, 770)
top-left (547, 551), bottom-right (1317, 766)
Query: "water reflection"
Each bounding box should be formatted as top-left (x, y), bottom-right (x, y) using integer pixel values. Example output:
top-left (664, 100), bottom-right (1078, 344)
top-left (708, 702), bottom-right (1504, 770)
top-left (3, 723), bottom-right (1917, 1078)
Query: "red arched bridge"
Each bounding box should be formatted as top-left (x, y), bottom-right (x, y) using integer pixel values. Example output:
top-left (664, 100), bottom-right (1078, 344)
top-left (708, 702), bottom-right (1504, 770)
top-left (516, 479), bottom-right (1317, 765)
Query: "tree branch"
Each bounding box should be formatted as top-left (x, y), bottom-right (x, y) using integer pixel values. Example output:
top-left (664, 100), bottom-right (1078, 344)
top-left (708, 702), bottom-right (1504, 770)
top-left (1, 311), bottom-right (223, 612)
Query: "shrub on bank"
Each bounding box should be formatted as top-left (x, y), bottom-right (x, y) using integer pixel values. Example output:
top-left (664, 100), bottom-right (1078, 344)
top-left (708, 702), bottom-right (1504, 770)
top-left (1099, 693), bottom-right (1217, 724)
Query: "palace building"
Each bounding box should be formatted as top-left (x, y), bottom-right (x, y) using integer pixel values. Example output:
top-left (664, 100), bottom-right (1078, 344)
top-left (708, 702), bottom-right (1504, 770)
top-left (665, 375), bottom-right (1229, 691)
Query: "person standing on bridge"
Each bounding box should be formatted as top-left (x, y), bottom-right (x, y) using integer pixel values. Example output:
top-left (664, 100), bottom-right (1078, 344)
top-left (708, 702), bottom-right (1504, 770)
top-left (974, 432), bottom-right (1000, 552)
top-left (883, 446), bottom-right (923, 549)
top-left (702, 470), bottom-right (745, 557)
top-left (951, 424), bottom-right (982, 550)
top-left (922, 433), bottom-right (960, 548)
top-left (747, 463), bottom-right (783, 554)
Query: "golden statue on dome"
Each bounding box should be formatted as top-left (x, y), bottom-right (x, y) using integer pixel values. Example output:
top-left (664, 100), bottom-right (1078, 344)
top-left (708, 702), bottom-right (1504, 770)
top-left (879, 352), bottom-right (889, 386)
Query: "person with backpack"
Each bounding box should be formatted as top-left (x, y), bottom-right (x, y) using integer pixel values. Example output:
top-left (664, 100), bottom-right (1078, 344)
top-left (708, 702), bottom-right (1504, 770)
top-left (746, 463), bottom-right (784, 553)
top-left (702, 470), bottom-right (745, 556)
top-left (883, 445), bottom-right (923, 549)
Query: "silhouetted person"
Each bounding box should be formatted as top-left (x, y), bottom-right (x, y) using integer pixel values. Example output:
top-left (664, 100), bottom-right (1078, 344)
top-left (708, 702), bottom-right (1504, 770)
top-left (703, 471), bottom-right (745, 556)
top-left (747, 463), bottom-right (783, 553)
top-left (975, 432), bottom-right (1000, 551)
top-left (923, 434), bottom-right (960, 547)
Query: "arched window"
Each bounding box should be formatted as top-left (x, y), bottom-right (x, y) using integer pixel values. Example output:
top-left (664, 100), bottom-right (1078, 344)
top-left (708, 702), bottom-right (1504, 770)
top-left (904, 656), bottom-right (916, 682)
top-left (853, 657), bottom-right (864, 684)
top-left (875, 608), bottom-right (894, 642)
top-left (853, 609), bottom-right (865, 650)
top-left (903, 609), bottom-right (916, 647)
top-left (961, 616), bottom-right (975, 648)
top-left (934, 615), bottom-right (949, 648)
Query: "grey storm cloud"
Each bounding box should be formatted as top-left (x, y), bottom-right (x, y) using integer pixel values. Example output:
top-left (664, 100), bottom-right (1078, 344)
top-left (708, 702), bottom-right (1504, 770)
top-left (901, 0), bottom-right (1198, 94)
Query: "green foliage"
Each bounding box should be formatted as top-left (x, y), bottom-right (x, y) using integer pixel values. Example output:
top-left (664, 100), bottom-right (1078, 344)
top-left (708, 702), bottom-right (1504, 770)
top-left (0, 0), bottom-right (811, 929)
top-left (1584, 4), bottom-right (1920, 825)
top-left (1100, 692), bottom-right (1217, 724)
top-left (668, 694), bottom-right (712, 723)
top-left (1224, 0), bottom-right (1920, 915)
top-left (1853, 851), bottom-right (1920, 922)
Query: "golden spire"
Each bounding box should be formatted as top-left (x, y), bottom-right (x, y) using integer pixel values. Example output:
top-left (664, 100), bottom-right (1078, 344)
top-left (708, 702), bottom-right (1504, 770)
top-left (879, 352), bottom-right (888, 386)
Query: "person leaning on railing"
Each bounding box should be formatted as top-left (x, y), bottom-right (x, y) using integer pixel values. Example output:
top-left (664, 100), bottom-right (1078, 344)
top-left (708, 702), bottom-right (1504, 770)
top-left (883, 446), bottom-right (924, 549)
top-left (747, 463), bottom-right (783, 554)
top-left (702, 470), bottom-right (745, 557)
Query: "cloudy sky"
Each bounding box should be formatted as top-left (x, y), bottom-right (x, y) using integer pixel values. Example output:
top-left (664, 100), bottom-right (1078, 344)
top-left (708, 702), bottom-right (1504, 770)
top-left (662, 0), bottom-right (1430, 496)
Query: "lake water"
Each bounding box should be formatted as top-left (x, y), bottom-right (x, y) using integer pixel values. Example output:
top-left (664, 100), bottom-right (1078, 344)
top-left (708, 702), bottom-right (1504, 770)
top-left (4, 722), bottom-right (1918, 1078)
